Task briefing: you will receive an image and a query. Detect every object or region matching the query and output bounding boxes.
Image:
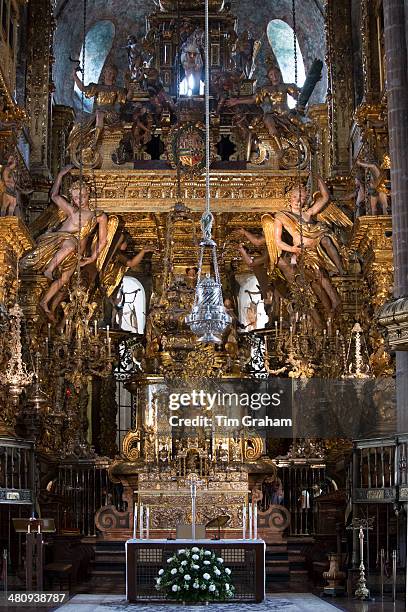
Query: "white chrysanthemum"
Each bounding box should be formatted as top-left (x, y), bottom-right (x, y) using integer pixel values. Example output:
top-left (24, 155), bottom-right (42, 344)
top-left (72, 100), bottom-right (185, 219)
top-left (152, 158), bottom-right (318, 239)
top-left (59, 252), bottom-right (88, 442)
top-left (192, 554), bottom-right (199, 560)
top-left (184, 574), bottom-right (191, 581)
top-left (209, 584), bottom-right (216, 592)
top-left (156, 577), bottom-right (161, 584)
top-left (178, 549), bottom-right (186, 554)
top-left (203, 573), bottom-right (210, 580)
top-left (225, 568), bottom-right (231, 575)
top-left (193, 582), bottom-right (199, 589)
top-left (167, 557), bottom-right (174, 563)
top-left (201, 584), bottom-right (207, 590)
top-left (203, 560), bottom-right (210, 565)
top-left (192, 564), bottom-right (199, 570)
top-left (181, 560), bottom-right (187, 566)
top-left (171, 568), bottom-right (178, 575)
top-left (225, 583), bottom-right (230, 590)
top-left (172, 584), bottom-right (178, 592)
top-left (214, 568), bottom-right (221, 576)
top-left (158, 569), bottom-right (164, 575)
top-left (191, 547), bottom-right (199, 552)
top-left (217, 557), bottom-right (224, 563)
top-left (204, 551), bottom-right (211, 556)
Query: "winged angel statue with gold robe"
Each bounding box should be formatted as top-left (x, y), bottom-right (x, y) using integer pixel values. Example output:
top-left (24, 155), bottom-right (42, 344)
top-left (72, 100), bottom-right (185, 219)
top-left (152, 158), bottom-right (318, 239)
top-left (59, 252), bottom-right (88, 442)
top-left (20, 165), bottom-right (121, 319)
top-left (261, 175), bottom-right (352, 314)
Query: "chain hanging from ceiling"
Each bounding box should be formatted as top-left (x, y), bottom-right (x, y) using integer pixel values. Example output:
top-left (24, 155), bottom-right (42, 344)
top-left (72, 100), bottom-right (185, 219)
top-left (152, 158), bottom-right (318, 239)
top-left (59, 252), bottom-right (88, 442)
top-left (185, 0), bottom-right (231, 343)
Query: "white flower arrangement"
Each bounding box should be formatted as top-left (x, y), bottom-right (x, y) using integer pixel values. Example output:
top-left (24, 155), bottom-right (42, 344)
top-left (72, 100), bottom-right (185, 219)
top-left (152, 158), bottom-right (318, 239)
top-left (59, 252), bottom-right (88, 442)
top-left (155, 547), bottom-right (235, 602)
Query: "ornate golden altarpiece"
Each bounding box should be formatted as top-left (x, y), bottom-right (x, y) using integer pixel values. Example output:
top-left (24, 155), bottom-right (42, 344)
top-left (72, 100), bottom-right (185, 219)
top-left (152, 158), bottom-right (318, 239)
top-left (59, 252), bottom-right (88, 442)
top-left (0, 0), bottom-right (396, 541)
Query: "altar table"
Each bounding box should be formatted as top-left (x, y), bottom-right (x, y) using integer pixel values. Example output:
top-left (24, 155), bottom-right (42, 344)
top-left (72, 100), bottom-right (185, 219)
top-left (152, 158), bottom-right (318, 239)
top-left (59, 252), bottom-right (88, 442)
top-left (126, 539), bottom-right (265, 603)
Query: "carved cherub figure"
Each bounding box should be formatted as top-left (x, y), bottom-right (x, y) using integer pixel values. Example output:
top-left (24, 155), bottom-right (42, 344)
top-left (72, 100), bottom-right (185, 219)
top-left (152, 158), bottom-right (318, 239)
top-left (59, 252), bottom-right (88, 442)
top-left (20, 165), bottom-right (108, 319)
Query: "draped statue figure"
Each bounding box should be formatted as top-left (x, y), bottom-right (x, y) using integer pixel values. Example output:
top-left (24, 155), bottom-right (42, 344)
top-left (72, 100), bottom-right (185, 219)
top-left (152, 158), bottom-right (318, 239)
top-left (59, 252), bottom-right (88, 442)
top-left (20, 165), bottom-right (108, 319)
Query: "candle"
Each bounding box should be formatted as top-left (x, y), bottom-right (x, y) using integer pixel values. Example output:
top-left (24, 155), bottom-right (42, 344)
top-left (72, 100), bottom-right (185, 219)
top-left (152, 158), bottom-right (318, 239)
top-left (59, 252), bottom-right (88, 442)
top-left (146, 506), bottom-right (150, 539)
top-left (45, 338), bottom-right (49, 357)
top-left (106, 325), bottom-right (110, 341)
top-left (274, 320), bottom-right (278, 335)
top-left (28, 524), bottom-right (31, 534)
top-left (133, 503), bottom-right (137, 539)
top-left (94, 320), bottom-right (98, 336)
top-left (139, 504), bottom-right (144, 539)
top-left (254, 504), bottom-right (258, 540)
top-left (47, 323), bottom-right (51, 341)
top-left (108, 337), bottom-right (111, 358)
top-left (38, 524), bottom-right (40, 534)
top-left (242, 504), bottom-right (247, 540)
top-left (249, 503), bottom-right (253, 539)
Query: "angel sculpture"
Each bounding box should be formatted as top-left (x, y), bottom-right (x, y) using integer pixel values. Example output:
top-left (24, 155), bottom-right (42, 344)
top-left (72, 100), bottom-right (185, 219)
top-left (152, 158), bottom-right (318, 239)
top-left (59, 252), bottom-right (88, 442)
top-left (20, 165), bottom-right (108, 319)
top-left (261, 176), bottom-right (351, 313)
top-left (357, 159), bottom-right (390, 215)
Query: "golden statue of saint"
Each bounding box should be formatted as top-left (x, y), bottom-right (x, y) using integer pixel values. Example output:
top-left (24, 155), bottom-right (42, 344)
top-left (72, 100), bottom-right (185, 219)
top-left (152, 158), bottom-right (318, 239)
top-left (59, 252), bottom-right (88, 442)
top-left (73, 63), bottom-right (127, 149)
top-left (225, 66), bottom-right (301, 150)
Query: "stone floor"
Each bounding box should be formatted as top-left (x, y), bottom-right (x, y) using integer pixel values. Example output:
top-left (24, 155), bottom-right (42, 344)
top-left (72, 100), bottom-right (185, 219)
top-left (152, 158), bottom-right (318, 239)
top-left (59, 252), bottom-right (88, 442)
top-left (53, 593), bottom-right (405, 612)
top-left (5, 593), bottom-right (405, 612)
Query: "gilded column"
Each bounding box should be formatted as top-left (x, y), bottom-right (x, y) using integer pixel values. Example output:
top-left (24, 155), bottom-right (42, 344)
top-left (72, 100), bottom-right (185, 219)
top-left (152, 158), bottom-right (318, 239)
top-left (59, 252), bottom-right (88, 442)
top-left (325, 0), bottom-right (355, 175)
top-left (382, 0), bottom-right (408, 432)
top-left (360, 0), bottom-right (382, 102)
top-left (25, 0), bottom-right (55, 196)
top-left (51, 105), bottom-right (75, 178)
top-left (349, 217), bottom-right (394, 310)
